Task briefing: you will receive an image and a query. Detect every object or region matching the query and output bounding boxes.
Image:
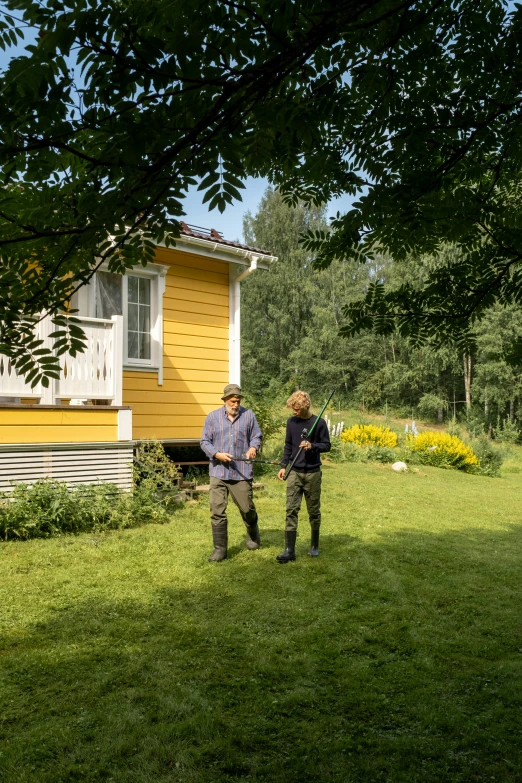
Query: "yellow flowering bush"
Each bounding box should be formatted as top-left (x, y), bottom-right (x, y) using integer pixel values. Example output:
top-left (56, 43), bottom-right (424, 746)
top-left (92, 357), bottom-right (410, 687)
top-left (340, 424), bottom-right (398, 449)
top-left (406, 431), bottom-right (479, 471)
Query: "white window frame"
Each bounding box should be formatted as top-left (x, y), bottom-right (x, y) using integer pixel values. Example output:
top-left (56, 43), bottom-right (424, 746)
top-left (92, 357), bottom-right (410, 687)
top-left (122, 264), bottom-right (167, 383)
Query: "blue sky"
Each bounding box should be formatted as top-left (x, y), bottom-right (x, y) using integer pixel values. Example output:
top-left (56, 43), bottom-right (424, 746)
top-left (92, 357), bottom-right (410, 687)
top-left (184, 179), bottom-right (354, 243)
top-left (184, 177), bottom-right (270, 242)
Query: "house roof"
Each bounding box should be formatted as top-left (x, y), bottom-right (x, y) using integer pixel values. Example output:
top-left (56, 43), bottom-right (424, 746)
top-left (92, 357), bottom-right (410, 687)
top-left (180, 222), bottom-right (273, 257)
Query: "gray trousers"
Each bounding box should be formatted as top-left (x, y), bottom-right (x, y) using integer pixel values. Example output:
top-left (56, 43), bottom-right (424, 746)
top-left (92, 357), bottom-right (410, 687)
top-left (285, 470), bottom-right (322, 532)
top-left (209, 477), bottom-right (258, 528)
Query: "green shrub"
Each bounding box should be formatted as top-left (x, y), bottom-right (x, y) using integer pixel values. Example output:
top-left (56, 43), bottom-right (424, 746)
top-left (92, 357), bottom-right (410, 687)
top-left (394, 405), bottom-right (414, 419)
top-left (135, 440), bottom-right (181, 492)
top-left (184, 465), bottom-right (209, 482)
top-left (0, 478), bottom-right (181, 541)
top-left (417, 393), bottom-right (447, 422)
top-left (496, 417), bottom-right (520, 444)
top-left (0, 442), bottom-right (183, 541)
top-left (327, 440), bottom-right (396, 464)
top-left (466, 410), bottom-right (486, 438)
top-left (0, 480), bottom-right (113, 540)
top-left (469, 436), bottom-right (504, 477)
top-left (242, 394), bottom-right (285, 444)
top-left (447, 417), bottom-right (463, 438)
top-left (366, 446), bottom-right (396, 463)
top-left (326, 438), bottom-right (361, 463)
top-left (325, 435), bottom-right (344, 462)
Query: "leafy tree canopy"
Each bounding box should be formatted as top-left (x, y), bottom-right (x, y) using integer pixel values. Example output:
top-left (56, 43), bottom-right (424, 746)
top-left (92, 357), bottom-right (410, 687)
top-left (243, 188), bottom-right (522, 433)
top-left (0, 0), bottom-right (521, 379)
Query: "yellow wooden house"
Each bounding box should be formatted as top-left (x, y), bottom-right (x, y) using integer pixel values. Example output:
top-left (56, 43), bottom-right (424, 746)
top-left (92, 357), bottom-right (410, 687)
top-left (0, 225), bottom-right (276, 491)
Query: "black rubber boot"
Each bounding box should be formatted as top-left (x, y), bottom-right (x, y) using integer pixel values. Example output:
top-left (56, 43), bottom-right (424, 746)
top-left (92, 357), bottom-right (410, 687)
top-left (245, 523), bottom-right (261, 550)
top-left (308, 528), bottom-right (320, 557)
top-left (208, 523), bottom-right (227, 562)
top-left (276, 531), bottom-right (297, 563)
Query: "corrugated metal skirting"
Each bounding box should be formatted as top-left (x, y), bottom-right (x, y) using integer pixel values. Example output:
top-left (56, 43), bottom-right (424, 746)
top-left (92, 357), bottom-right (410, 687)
top-left (0, 443), bottom-right (134, 493)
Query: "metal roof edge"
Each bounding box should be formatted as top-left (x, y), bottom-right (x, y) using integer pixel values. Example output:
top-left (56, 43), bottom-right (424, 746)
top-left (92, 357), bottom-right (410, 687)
top-left (158, 234), bottom-right (277, 268)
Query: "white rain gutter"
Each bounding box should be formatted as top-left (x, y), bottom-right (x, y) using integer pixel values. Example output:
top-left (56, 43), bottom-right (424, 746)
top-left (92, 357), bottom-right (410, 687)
top-left (175, 234), bottom-right (277, 268)
top-left (229, 255), bottom-right (259, 386)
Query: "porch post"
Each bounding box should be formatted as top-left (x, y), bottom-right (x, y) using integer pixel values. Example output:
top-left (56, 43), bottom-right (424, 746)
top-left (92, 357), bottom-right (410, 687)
top-left (40, 315), bottom-right (54, 405)
top-left (112, 315), bottom-right (123, 406)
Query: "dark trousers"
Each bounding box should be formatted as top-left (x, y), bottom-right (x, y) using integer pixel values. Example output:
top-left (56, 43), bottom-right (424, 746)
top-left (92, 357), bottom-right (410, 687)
top-left (285, 470), bottom-right (322, 532)
top-left (209, 477), bottom-right (258, 528)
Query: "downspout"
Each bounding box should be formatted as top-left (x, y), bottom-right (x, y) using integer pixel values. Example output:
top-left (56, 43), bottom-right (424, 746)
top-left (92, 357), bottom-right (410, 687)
top-left (229, 256), bottom-right (258, 385)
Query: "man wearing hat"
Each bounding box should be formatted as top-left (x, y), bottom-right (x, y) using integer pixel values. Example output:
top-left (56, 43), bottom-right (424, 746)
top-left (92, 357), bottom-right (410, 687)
top-left (200, 384), bottom-right (263, 561)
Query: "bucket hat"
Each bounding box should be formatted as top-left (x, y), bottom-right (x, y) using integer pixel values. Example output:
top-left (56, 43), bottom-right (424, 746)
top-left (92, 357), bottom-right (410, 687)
top-left (221, 383), bottom-right (243, 400)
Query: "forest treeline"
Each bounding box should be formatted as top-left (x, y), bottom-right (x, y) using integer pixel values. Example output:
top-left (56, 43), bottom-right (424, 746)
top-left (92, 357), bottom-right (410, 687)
top-left (241, 189), bottom-right (522, 432)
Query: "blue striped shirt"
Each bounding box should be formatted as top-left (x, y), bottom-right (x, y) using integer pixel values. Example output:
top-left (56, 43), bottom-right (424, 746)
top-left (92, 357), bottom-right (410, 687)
top-left (200, 405), bottom-right (262, 480)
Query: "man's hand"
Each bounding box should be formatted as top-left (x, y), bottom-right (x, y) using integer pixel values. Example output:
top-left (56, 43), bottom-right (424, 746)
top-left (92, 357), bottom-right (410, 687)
top-left (299, 440), bottom-right (312, 450)
top-left (246, 447), bottom-right (257, 460)
top-left (215, 452), bottom-right (233, 462)
top-left (277, 468), bottom-right (286, 480)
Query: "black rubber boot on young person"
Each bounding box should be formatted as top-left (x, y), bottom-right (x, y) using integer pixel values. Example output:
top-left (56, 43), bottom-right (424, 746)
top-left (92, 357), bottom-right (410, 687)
top-left (245, 523), bottom-right (261, 550)
top-left (276, 531), bottom-right (297, 563)
top-left (208, 523), bottom-right (228, 562)
top-left (308, 528), bottom-right (320, 557)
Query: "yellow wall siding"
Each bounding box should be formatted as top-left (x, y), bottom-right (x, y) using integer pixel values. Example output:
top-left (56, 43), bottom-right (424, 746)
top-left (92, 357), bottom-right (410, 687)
top-left (0, 408), bottom-right (119, 444)
top-left (123, 247), bottom-right (229, 441)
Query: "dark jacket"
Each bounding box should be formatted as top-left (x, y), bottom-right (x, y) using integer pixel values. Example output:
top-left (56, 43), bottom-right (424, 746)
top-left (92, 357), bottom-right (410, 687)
top-left (281, 415), bottom-right (331, 473)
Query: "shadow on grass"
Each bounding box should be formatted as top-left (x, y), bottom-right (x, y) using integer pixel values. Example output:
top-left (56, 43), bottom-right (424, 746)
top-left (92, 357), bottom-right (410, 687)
top-left (3, 524), bottom-right (522, 783)
top-left (225, 528), bottom-right (360, 560)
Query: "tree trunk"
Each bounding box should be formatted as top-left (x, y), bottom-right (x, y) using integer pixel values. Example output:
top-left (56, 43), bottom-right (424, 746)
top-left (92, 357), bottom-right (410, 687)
top-left (437, 407), bottom-right (443, 424)
top-left (510, 398), bottom-right (514, 420)
top-left (463, 352), bottom-right (472, 411)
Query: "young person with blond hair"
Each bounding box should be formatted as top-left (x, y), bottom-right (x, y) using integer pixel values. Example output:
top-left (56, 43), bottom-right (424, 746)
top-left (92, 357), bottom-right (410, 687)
top-left (277, 390), bottom-right (331, 563)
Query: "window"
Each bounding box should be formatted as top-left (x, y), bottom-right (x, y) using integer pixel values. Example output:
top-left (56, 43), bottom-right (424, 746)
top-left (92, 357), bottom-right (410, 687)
top-left (95, 271), bottom-right (123, 319)
top-left (121, 265), bottom-right (167, 378)
top-left (127, 275), bottom-right (151, 360)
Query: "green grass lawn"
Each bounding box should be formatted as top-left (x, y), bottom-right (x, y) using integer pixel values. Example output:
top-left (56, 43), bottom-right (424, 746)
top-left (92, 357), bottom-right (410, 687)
top-left (2, 458), bottom-right (522, 782)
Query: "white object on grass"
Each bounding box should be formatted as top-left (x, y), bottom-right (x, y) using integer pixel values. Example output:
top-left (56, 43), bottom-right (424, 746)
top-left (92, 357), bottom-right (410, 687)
top-left (392, 461), bottom-right (408, 472)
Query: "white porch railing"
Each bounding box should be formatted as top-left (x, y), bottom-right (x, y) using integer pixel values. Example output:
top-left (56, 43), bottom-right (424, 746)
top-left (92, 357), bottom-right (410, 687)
top-left (0, 316), bottom-right (48, 401)
top-left (0, 315), bottom-right (123, 405)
